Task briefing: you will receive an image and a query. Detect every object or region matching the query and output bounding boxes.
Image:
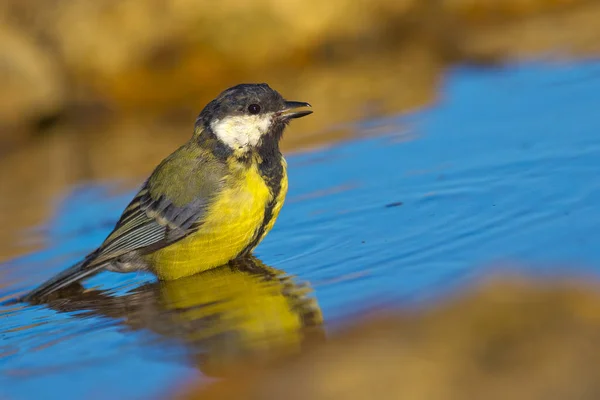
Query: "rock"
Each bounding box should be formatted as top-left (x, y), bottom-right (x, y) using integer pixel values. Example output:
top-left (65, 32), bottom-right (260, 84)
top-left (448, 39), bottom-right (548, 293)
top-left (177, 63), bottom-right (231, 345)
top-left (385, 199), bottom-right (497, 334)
top-left (447, 0), bottom-right (600, 60)
top-left (178, 276), bottom-right (600, 400)
top-left (0, 24), bottom-right (64, 145)
top-left (1, 0), bottom-right (599, 140)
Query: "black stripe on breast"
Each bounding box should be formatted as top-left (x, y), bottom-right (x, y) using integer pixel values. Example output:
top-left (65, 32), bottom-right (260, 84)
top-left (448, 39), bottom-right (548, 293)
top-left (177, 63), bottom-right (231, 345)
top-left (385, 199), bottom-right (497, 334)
top-left (239, 144), bottom-right (284, 256)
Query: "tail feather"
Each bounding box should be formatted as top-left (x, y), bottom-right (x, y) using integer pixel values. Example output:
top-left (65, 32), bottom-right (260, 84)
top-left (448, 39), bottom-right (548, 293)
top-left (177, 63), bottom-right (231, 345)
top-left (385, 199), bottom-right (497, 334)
top-left (23, 258), bottom-right (106, 302)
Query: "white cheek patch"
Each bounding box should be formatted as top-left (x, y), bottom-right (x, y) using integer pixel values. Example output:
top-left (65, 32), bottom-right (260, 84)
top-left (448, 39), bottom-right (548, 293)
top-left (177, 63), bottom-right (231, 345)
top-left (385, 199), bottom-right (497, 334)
top-left (210, 113), bottom-right (274, 150)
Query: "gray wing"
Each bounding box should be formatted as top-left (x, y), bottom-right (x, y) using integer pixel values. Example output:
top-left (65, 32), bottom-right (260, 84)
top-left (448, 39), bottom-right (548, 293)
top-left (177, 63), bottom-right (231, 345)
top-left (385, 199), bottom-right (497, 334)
top-left (24, 143), bottom-right (226, 301)
top-left (94, 188), bottom-right (202, 260)
top-left (24, 186), bottom-right (215, 302)
top-left (93, 146), bottom-right (226, 264)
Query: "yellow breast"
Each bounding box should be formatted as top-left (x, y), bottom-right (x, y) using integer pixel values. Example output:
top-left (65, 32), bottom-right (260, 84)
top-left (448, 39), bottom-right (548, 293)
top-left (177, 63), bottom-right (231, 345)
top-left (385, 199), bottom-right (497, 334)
top-left (146, 159), bottom-right (287, 280)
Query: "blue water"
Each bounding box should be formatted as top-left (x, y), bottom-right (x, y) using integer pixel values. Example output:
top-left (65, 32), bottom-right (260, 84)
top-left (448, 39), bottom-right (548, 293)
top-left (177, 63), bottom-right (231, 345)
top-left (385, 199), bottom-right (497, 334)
top-left (2, 61), bottom-right (600, 399)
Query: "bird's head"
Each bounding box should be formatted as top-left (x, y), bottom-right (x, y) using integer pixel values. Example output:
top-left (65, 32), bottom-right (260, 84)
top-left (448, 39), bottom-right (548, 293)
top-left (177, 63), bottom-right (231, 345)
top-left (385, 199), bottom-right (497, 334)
top-left (195, 83), bottom-right (312, 153)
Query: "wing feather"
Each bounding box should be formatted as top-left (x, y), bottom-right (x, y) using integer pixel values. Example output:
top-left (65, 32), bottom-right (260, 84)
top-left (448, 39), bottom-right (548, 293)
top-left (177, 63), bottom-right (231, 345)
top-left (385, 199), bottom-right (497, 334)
top-left (91, 143), bottom-right (226, 265)
top-left (24, 141), bottom-right (226, 300)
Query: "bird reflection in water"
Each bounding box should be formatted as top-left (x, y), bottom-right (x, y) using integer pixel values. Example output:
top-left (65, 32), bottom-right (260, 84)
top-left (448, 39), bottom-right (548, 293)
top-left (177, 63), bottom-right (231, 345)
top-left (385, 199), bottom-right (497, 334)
top-left (41, 256), bottom-right (324, 376)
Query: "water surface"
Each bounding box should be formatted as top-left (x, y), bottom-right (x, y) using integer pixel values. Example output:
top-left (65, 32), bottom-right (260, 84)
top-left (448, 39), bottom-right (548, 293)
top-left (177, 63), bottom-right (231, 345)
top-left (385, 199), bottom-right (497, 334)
top-left (2, 61), bottom-right (600, 399)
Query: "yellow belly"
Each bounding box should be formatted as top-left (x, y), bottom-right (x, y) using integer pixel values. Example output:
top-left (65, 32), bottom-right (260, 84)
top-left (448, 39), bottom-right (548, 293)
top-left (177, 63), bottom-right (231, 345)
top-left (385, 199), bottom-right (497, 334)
top-left (145, 162), bottom-right (287, 280)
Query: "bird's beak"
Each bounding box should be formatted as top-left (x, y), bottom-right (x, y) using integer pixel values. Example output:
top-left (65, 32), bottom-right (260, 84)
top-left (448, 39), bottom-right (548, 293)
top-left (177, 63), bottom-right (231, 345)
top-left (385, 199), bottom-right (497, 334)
top-left (280, 101), bottom-right (313, 120)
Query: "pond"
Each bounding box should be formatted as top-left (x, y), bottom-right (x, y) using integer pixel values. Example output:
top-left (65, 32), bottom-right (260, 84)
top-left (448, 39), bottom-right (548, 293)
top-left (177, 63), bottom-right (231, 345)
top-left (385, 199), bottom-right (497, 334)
top-left (2, 60), bottom-right (600, 399)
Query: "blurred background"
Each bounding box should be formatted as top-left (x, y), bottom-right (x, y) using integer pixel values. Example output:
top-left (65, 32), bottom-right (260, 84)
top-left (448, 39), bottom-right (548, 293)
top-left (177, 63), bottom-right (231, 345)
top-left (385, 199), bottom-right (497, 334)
top-left (3, 0), bottom-right (600, 260)
top-left (2, 0), bottom-right (600, 399)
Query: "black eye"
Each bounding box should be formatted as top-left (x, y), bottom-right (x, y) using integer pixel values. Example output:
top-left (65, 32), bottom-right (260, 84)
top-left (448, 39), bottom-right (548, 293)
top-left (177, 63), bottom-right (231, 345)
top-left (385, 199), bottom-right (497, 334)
top-left (248, 104), bottom-right (261, 114)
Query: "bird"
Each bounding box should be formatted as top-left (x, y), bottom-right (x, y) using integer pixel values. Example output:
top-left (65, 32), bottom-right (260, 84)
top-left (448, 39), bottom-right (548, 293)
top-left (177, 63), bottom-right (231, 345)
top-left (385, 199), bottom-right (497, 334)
top-left (24, 83), bottom-right (312, 301)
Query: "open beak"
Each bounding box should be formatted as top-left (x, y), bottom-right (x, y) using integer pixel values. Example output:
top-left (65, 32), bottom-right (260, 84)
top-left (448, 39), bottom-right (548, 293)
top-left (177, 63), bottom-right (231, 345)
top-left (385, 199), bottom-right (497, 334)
top-left (280, 101), bottom-right (313, 120)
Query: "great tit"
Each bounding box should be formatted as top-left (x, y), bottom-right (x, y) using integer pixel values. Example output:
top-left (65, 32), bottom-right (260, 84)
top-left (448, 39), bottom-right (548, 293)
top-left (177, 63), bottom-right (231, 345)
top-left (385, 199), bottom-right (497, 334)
top-left (25, 83), bottom-right (312, 301)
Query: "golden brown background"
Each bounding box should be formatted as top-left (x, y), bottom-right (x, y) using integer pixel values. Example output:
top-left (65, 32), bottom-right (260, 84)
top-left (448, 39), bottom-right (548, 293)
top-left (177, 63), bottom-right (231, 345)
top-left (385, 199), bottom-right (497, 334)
top-left (2, 0), bottom-right (600, 261)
